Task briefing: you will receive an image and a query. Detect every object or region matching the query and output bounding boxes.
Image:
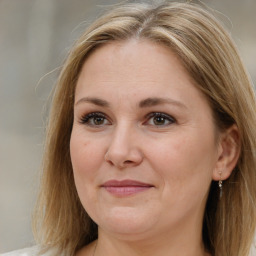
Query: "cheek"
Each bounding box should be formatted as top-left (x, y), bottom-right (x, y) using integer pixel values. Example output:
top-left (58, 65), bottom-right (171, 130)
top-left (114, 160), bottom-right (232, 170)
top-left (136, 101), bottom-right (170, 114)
top-left (70, 130), bottom-right (103, 197)
top-left (147, 131), bottom-right (216, 197)
top-left (70, 129), bottom-right (102, 169)
top-left (70, 130), bottom-right (108, 223)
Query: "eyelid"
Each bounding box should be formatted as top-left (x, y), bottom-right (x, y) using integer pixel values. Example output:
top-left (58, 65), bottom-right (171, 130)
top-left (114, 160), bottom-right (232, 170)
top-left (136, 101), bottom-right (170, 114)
top-left (78, 111), bottom-right (176, 128)
top-left (144, 112), bottom-right (176, 126)
top-left (79, 111), bottom-right (111, 126)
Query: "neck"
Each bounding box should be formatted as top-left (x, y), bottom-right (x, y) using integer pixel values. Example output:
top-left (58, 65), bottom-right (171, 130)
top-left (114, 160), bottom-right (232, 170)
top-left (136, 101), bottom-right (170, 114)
top-left (93, 226), bottom-right (210, 256)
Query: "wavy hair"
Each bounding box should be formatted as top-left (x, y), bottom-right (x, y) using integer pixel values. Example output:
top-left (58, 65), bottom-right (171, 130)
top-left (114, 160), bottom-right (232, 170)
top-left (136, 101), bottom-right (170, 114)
top-left (33, 2), bottom-right (256, 256)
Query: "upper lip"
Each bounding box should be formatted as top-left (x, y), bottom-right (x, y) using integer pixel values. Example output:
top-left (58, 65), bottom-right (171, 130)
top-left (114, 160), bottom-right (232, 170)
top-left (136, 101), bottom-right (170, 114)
top-left (101, 179), bottom-right (154, 187)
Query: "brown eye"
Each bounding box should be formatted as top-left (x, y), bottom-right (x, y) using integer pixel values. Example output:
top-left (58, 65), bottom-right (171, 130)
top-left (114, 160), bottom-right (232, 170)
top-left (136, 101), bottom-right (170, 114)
top-left (153, 116), bottom-right (166, 125)
top-left (146, 112), bottom-right (176, 126)
top-left (94, 116), bottom-right (105, 125)
top-left (80, 112), bottom-right (110, 126)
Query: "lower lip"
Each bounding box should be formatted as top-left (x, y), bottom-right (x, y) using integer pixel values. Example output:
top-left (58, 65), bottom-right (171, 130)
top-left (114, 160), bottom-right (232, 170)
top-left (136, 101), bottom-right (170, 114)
top-left (103, 186), bottom-right (152, 196)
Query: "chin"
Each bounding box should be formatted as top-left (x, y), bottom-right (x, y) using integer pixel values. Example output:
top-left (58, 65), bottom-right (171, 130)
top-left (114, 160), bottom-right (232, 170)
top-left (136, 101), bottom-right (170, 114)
top-left (95, 206), bottom-right (159, 238)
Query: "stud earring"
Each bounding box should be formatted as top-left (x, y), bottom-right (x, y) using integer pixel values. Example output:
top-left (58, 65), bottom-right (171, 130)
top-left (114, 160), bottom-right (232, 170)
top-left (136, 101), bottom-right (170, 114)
top-left (218, 171), bottom-right (223, 198)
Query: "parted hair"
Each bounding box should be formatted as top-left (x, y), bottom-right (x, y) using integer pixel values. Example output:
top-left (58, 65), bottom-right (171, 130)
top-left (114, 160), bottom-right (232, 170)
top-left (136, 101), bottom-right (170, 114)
top-left (33, 2), bottom-right (256, 256)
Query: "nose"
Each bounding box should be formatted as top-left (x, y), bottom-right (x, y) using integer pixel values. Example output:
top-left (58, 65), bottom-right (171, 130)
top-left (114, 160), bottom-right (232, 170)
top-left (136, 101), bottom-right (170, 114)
top-left (104, 124), bottom-right (143, 169)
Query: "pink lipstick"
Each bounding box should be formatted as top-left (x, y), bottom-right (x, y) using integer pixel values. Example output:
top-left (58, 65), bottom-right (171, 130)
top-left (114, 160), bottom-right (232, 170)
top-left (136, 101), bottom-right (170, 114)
top-left (101, 179), bottom-right (154, 196)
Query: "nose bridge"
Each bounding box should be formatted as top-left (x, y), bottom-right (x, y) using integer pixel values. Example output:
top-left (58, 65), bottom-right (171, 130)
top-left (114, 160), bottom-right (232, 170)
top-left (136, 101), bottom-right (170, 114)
top-left (105, 121), bottom-right (143, 167)
top-left (109, 121), bottom-right (136, 155)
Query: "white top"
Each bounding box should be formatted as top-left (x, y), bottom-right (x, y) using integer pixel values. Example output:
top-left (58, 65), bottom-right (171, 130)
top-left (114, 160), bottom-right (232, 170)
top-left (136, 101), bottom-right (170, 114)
top-left (250, 239), bottom-right (256, 256)
top-left (1, 241), bottom-right (256, 256)
top-left (0, 246), bottom-right (62, 256)
top-left (0, 247), bottom-right (39, 256)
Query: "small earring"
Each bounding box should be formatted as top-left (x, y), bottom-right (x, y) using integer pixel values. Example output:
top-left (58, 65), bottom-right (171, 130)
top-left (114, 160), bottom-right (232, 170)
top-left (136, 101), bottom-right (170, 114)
top-left (218, 171), bottom-right (223, 199)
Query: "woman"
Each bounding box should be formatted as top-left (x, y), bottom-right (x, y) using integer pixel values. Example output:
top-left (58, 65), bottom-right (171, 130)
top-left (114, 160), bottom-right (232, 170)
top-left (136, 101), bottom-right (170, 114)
top-left (3, 1), bottom-right (256, 256)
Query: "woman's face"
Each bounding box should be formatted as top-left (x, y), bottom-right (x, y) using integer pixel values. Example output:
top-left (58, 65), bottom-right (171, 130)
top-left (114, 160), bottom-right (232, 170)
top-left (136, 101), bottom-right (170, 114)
top-left (70, 40), bottom-right (221, 240)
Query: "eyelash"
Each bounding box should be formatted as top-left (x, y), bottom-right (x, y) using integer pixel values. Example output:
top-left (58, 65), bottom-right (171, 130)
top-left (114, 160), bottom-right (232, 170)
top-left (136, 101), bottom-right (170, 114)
top-left (79, 112), bottom-right (109, 126)
top-left (145, 112), bottom-right (176, 126)
top-left (79, 112), bottom-right (176, 127)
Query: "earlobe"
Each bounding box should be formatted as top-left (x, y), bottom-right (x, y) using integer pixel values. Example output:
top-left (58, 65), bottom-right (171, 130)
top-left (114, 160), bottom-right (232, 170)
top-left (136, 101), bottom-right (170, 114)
top-left (212, 124), bottom-right (241, 181)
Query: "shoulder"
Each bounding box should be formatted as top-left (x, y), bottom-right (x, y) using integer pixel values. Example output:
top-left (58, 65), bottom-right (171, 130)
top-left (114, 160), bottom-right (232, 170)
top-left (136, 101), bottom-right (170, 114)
top-left (250, 234), bottom-right (256, 256)
top-left (0, 246), bottom-right (61, 256)
top-left (0, 247), bottom-right (39, 256)
top-left (76, 241), bottom-right (97, 256)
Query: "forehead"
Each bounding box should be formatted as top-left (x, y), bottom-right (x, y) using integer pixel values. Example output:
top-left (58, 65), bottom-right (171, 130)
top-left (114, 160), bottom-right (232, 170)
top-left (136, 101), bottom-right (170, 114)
top-left (77, 40), bottom-right (190, 88)
top-left (75, 39), bottom-right (208, 109)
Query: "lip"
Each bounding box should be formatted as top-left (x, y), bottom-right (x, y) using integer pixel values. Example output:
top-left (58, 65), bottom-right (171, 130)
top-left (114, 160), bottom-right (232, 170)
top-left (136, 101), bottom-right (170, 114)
top-left (101, 179), bottom-right (154, 196)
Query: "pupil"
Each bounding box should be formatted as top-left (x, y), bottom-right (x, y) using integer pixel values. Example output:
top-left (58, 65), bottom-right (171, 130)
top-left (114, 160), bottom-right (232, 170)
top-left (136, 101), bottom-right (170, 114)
top-left (94, 117), bottom-right (104, 125)
top-left (154, 116), bottom-right (165, 125)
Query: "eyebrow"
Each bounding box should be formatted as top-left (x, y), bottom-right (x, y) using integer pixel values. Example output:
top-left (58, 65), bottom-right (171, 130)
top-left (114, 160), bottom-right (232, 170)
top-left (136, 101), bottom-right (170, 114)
top-left (139, 97), bottom-right (187, 109)
top-left (75, 97), bottom-right (110, 107)
top-left (75, 96), bottom-right (187, 109)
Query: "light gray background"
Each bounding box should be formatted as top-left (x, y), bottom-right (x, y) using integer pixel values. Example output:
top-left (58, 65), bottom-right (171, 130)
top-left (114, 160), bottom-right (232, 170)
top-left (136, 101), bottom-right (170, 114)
top-left (1, 0), bottom-right (255, 253)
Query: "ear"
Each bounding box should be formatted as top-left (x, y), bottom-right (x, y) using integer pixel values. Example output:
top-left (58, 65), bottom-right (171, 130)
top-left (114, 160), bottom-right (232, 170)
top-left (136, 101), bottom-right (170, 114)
top-left (212, 124), bottom-right (241, 181)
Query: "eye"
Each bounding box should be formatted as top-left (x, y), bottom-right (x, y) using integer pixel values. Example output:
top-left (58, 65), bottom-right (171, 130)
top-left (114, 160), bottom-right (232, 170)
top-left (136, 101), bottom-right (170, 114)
top-left (79, 112), bottom-right (110, 126)
top-left (145, 112), bottom-right (176, 126)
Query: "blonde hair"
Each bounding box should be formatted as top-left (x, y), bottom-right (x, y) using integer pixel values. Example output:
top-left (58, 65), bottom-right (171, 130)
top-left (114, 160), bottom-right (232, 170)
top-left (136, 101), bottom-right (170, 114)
top-left (33, 2), bottom-right (256, 256)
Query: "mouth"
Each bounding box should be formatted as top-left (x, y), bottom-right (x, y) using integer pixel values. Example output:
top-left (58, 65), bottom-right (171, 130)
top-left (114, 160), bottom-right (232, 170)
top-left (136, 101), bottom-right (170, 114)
top-left (101, 179), bottom-right (154, 196)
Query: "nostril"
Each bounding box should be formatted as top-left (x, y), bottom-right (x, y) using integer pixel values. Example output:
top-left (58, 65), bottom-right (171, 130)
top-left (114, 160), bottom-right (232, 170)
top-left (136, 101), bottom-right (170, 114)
top-left (124, 160), bottom-right (133, 164)
top-left (104, 148), bottom-right (143, 168)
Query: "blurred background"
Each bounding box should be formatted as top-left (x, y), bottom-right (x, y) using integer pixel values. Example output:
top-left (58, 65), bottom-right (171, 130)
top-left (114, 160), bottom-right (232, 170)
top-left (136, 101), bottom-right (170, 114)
top-left (0, 0), bottom-right (255, 253)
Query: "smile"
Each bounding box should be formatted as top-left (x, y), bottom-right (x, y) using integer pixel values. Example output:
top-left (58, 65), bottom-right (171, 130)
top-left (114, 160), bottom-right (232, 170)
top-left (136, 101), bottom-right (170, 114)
top-left (101, 179), bottom-right (154, 196)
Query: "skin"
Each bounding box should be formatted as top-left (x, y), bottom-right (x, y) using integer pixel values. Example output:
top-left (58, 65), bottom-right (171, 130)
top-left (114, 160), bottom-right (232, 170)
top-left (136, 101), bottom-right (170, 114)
top-left (70, 40), bottom-right (240, 256)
